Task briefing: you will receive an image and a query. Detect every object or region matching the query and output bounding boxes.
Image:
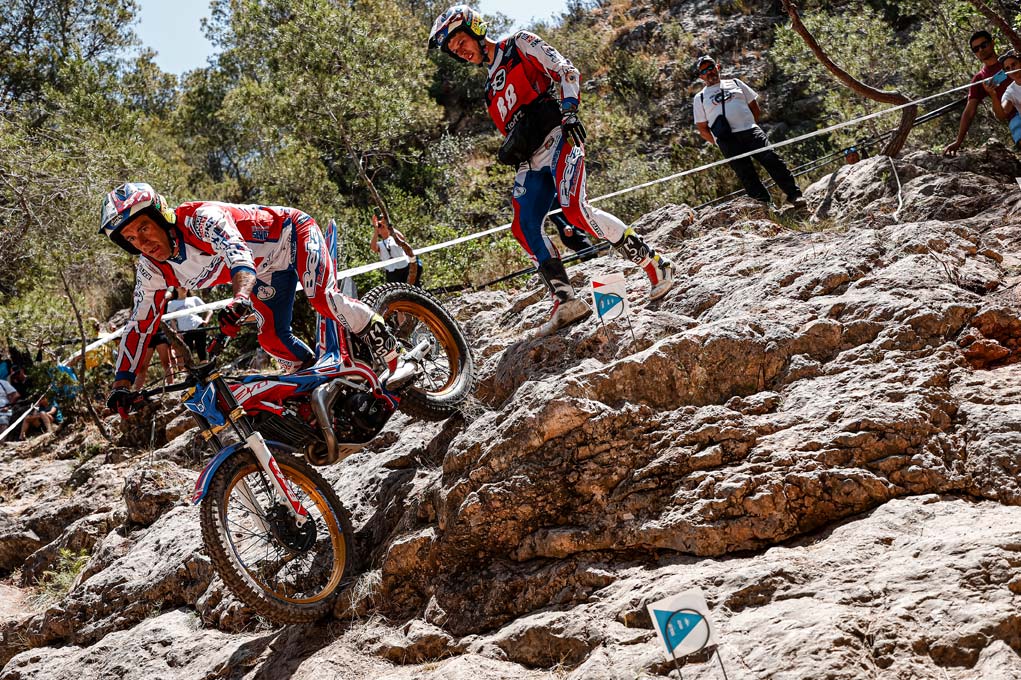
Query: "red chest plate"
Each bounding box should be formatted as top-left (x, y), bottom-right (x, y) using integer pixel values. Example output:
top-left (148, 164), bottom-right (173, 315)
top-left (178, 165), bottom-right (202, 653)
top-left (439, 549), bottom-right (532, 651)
top-left (485, 41), bottom-right (552, 135)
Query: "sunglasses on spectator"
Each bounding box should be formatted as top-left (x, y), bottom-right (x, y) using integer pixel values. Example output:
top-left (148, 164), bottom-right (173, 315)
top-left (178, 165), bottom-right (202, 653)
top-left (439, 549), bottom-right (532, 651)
top-left (697, 64), bottom-right (715, 75)
top-left (972, 40), bottom-right (991, 52)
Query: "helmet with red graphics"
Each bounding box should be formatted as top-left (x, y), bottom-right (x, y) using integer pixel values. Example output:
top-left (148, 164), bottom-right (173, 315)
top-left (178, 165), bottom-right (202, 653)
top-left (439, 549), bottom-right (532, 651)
top-left (428, 5), bottom-right (487, 64)
top-left (98, 182), bottom-right (176, 254)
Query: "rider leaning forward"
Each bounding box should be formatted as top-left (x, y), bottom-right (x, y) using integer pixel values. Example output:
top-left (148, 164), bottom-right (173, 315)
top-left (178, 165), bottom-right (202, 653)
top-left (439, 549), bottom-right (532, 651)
top-left (429, 5), bottom-right (675, 335)
top-left (99, 184), bottom-right (417, 416)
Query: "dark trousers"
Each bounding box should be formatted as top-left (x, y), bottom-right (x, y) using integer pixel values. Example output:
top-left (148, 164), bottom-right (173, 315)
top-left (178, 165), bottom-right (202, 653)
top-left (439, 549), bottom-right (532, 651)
top-left (717, 126), bottom-right (801, 204)
top-left (384, 259), bottom-right (424, 286)
top-left (183, 329), bottom-right (208, 361)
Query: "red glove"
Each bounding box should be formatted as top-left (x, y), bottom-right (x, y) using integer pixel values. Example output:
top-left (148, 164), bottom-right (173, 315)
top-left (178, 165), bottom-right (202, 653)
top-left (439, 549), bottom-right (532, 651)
top-left (218, 297), bottom-right (253, 337)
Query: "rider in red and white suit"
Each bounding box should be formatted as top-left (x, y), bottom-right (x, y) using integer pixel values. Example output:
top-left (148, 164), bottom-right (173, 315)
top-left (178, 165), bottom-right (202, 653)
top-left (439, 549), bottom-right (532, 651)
top-left (98, 184), bottom-right (414, 413)
top-left (429, 6), bottom-right (675, 334)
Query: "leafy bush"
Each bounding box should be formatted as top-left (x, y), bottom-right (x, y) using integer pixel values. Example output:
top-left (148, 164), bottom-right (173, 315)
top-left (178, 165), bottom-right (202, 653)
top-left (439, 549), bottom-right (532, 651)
top-left (34, 549), bottom-right (90, 603)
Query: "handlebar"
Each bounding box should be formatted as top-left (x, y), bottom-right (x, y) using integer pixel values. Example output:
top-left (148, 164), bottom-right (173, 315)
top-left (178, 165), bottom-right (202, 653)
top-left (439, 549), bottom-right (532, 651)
top-left (132, 332), bottom-right (233, 406)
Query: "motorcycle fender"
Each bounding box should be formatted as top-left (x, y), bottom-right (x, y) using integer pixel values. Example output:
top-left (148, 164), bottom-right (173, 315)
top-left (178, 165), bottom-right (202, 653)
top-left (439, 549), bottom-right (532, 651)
top-left (192, 439), bottom-right (295, 504)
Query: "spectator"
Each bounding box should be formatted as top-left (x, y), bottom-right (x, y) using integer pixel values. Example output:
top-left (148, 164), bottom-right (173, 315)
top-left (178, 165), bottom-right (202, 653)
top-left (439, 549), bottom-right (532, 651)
top-left (549, 212), bottom-right (597, 259)
top-left (19, 396), bottom-right (61, 439)
top-left (7, 366), bottom-right (29, 399)
top-left (370, 209), bottom-right (421, 286)
top-left (984, 51), bottom-right (1021, 149)
top-left (693, 56), bottom-right (806, 210)
top-left (167, 289), bottom-right (212, 361)
top-left (6, 342), bottom-right (33, 372)
top-left (843, 146), bottom-right (861, 165)
top-left (0, 377), bottom-right (19, 431)
top-left (49, 363), bottom-right (80, 414)
top-left (944, 30), bottom-right (1010, 156)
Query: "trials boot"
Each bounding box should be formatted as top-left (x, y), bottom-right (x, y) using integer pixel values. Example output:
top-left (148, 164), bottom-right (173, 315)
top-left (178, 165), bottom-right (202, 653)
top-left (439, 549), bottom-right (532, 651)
top-left (612, 227), bottom-right (675, 301)
top-left (358, 314), bottom-right (419, 388)
top-left (535, 258), bottom-right (592, 337)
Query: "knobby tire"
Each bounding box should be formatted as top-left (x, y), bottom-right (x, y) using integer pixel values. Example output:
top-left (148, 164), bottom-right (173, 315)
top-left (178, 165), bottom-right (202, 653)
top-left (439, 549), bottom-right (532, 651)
top-left (199, 448), bottom-right (355, 624)
top-left (361, 283), bottom-right (476, 421)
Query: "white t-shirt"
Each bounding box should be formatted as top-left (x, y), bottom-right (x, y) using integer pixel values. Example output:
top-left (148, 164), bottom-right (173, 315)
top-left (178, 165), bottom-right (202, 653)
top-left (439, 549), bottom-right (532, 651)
top-left (0, 379), bottom-right (18, 409)
top-left (693, 78), bottom-right (759, 136)
top-left (377, 236), bottom-right (409, 272)
top-left (1001, 81), bottom-right (1021, 116)
top-left (166, 296), bottom-right (207, 332)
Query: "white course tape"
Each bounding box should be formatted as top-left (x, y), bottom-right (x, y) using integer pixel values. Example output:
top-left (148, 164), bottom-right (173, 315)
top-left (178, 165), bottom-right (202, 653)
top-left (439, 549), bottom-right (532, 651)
top-left (64, 70), bottom-right (1012, 365)
top-left (0, 393), bottom-right (46, 443)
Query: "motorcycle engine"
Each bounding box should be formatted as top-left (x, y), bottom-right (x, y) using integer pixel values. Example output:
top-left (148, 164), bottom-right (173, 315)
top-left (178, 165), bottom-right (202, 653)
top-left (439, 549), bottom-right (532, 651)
top-left (333, 391), bottom-right (392, 441)
top-left (254, 408), bottom-right (321, 449)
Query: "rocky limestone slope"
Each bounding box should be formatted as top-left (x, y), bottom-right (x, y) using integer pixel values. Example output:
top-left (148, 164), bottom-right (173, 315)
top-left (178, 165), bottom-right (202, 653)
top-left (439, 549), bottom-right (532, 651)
top-left (1, 144), bottom-right (1021, 679)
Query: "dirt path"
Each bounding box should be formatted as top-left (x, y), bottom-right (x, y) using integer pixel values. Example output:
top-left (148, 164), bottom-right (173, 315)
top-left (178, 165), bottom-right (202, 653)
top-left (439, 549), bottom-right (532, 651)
top-left (0, 584), bottom-right (34, 622)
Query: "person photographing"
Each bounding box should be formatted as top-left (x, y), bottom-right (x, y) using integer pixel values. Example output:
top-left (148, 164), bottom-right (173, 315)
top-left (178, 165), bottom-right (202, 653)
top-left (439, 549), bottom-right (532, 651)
top-left (982, 51), bottom-right (1021, 149)
top-left (370, 209), bottom-right (421, 286)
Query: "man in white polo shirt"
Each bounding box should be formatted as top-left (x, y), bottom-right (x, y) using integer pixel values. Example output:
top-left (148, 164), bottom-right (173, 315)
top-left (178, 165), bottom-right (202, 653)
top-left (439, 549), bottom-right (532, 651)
top-left (693, 55), bottom-right (805, 209)
top-left (166, 289), bottom-right (212, 361)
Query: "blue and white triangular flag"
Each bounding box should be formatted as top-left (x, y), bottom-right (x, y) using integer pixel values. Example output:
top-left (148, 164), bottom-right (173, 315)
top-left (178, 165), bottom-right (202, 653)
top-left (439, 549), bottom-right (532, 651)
top-left (647, 588), bottom-right (718, 659)
top-left (591, 273), bottom-right (629, 322)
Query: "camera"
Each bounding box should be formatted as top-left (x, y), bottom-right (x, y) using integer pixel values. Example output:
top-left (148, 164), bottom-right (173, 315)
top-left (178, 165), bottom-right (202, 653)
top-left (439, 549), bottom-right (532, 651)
top-left (992, 70), bottom-right (1009, 86)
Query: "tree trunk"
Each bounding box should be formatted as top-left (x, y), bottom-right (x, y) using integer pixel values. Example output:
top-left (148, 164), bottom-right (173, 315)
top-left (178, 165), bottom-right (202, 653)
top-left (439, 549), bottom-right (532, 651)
top-left (58, 269), bottom-right (111, 441)
top-left (966, 0), bottom-right (1021, 54)
top-left (781, 0), bottom-right (917, 156)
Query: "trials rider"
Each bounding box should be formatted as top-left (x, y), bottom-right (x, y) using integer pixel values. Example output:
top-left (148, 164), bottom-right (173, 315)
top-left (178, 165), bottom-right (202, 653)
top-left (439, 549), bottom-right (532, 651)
top-left (99, 183), bottom-right (416, 414)
top-left (428, 5), bottom-right (675, 335)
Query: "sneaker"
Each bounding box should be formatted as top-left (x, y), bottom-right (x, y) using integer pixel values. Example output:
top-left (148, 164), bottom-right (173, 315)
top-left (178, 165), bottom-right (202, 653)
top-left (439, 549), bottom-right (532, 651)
top-left (383, 357), bottom-right (420, 389)
top-left (789, 197), bottom-right (808, 210)
top-left (535, 297), bottom-right (592, 337)
top-left (646, 254), bottom-right (675, 301)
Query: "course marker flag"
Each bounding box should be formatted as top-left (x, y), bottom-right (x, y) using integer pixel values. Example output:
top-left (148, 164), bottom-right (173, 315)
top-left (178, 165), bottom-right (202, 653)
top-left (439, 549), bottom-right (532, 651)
top-left (647, 588), bottom-right (717, 659)
top-left (591, 273), bottom-right (629, 321)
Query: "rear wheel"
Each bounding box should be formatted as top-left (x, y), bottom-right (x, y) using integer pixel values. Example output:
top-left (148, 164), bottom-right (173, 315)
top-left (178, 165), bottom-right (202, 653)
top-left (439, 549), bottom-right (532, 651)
top-left (362, 283), bottom-right (475, 421)
top-left (199, 447), bottom-right (354, 624)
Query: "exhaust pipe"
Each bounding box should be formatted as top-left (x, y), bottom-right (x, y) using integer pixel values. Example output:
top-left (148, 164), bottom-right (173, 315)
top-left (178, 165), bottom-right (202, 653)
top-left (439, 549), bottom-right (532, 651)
top-left (310, 380), bottom-right (345, 465)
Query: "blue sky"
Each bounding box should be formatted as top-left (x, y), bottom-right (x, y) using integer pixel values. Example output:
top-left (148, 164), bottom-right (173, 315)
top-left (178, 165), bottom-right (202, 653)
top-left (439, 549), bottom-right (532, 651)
top-left (137, 0), bottom-right (570, 75)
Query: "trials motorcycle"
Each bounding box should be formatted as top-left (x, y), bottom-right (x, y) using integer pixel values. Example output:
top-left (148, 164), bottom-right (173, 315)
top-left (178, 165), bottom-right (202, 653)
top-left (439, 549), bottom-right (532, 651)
top-left (136, 282), bottom-right (474, 624)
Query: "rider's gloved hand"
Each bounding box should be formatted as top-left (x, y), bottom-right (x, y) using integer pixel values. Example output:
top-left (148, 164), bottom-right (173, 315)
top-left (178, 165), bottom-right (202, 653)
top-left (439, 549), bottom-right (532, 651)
top-left (106, 388), bottom-right (138, 419)
top-left (218, 296), bottom-right (254, 338)
top-left (561, 100), bottom-right (586, 147)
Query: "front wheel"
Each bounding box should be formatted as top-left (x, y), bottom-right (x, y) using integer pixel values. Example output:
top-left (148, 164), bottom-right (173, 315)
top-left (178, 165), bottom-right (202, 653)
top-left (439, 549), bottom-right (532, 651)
top-left (199, 447), bottom-right (354, 624)
top-left (361, 283), bottom-right (476, 421)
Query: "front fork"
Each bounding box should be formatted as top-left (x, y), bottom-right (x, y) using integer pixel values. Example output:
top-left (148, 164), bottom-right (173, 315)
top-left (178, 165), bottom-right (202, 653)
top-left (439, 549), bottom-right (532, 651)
top-left (244, 431), bottom-right (309, 525)
top-left (193, 374), bottom-right (310, 525)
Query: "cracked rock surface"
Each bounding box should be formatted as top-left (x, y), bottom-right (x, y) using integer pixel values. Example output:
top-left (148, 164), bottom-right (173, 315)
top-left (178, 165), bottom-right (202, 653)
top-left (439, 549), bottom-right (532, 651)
top-left (2, 145), bottom-right (1021, 678)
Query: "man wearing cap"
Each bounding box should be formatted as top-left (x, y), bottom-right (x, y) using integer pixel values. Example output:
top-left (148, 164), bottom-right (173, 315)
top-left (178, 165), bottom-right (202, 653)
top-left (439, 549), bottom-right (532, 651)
top-left (693, 56), bottom-right (805, 209)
